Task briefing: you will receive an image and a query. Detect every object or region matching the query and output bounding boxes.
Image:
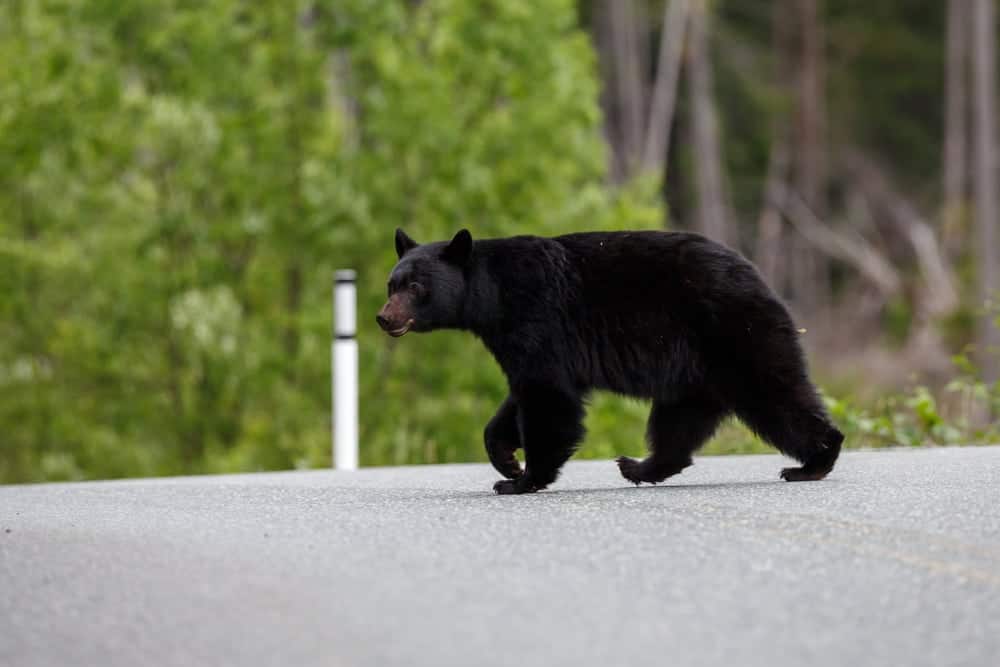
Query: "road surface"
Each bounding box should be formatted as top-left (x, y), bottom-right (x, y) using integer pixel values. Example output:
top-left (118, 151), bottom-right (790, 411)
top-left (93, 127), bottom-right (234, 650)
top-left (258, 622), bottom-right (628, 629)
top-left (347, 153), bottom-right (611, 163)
top-left (2, 447), bottom-right (999, 667)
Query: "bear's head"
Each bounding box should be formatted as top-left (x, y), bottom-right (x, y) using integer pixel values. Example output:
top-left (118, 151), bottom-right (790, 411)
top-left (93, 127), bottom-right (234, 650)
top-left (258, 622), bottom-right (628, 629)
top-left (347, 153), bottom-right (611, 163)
top-left (376, 228), bottom-right (473, 337)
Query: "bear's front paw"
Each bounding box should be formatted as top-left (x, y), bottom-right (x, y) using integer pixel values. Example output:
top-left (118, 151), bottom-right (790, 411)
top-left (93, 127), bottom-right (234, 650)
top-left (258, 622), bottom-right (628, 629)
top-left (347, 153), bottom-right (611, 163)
top-left (493, 479), bottom-right (537, 495)
top-left (780, 466), bottom-right (830, 482)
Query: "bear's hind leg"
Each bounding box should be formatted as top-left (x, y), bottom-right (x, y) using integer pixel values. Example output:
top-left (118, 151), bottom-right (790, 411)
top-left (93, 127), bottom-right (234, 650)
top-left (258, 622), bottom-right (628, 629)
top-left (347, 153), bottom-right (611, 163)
top-left (735, 383), bottom-right (843, 482)
top-left (617, 397), bottom-right (726, 485)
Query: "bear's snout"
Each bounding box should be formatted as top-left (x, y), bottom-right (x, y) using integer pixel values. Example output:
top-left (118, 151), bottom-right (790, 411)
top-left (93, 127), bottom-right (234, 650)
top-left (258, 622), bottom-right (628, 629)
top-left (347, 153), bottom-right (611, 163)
top-left (376, 297), bottom-right (414, 337)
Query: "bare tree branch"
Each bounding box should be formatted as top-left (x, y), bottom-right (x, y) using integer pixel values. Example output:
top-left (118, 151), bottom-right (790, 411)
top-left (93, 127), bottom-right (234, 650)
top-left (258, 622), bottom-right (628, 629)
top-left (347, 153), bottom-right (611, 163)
top-left (905, 223), bottom-right (960, 316)
top-left (845, 151), bottom-right (960, 317)
top-left (771, 184), bottom-right (901, 297)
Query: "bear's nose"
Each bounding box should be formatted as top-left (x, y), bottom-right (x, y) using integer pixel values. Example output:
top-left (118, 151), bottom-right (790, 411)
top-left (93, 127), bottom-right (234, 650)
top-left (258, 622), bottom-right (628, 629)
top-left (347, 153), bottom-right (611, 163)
top-left (375, 313), bottom-right (390, 331)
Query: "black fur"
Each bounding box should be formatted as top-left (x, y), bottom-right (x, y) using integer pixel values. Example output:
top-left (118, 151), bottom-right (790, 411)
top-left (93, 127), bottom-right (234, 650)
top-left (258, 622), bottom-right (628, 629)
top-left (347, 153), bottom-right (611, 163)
top-left (377, 229), bottom-right (844, 494)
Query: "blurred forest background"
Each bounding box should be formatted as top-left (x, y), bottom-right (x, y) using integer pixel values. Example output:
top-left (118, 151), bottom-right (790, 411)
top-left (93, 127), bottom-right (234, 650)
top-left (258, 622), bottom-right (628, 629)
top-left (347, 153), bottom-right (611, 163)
top-left (2, 0), bottom-right (999, 483)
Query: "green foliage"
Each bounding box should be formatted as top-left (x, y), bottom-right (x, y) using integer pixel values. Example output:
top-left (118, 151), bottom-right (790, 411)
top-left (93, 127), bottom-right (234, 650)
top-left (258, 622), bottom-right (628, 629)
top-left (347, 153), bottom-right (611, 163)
top-left (945, 351), bottom-right (1000, 432)
top-left (0, 0), bottom-right (661, 482)
top-left (823, 351), bottom-right (1000, 450)
top-left (2, 0), bottom-right (345, 481)
top-left (1, 1), bottom-right (995, 484)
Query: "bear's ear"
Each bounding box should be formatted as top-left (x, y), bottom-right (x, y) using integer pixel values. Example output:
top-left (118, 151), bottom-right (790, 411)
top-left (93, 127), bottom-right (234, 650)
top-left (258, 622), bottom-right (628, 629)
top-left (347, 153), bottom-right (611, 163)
top-left (442, 229), bottom-right (473, 266)
top-left (395, 228), bottom-right (418, 258)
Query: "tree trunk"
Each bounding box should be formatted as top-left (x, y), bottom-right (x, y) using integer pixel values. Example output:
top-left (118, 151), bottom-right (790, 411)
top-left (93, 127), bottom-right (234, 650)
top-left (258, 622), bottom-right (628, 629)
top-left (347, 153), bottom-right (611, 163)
top-left (789, 0), bottom-right (828, 321)
top-left (606, 0), bottom-right (648, 181)
top-left (943, 0), bottom-right (969, 255)
top-left (591, 1), bottom-right (624, 182)
top-left (971, 0), bottom-right (999, 382)
top-left (687, 0), bottom-right (727, 243)
top-left (755, 143), bottom-right (789, 289)
top-left (642, 0), bottom-right (689, 177)
top-left (755, 0), bottom-right (794, 293)
top-left (795, 0), bottom-right (826, 212)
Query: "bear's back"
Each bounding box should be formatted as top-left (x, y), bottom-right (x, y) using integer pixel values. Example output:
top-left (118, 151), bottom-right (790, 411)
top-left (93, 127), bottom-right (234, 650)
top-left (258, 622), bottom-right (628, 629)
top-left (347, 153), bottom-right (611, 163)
top-left (552, 230), bottom-right (763, 312)
top-left (548, 230), bottom-right (794, 395)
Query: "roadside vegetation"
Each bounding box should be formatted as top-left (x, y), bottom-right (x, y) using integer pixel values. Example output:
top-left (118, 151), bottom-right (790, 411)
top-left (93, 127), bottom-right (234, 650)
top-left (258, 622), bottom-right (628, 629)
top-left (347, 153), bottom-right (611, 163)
top-left (2, 1), bottom-right (997, 482)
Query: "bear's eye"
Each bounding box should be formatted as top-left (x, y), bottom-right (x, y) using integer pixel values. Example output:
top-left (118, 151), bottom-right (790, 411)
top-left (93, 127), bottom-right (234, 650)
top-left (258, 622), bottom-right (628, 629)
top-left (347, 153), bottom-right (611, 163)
top-left (408, 282), bottom-right (427, 299)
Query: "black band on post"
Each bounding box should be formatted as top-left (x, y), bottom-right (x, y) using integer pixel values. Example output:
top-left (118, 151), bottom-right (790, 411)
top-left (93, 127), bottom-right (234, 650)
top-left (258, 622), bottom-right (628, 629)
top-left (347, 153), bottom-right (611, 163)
top-left (334, 269), bottom-right (357, 338)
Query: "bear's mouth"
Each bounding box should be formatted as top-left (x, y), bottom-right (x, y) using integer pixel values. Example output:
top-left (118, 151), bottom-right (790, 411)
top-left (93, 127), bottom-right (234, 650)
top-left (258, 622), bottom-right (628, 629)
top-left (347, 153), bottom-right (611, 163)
top-left (388, 319), bottom-right (414, 337)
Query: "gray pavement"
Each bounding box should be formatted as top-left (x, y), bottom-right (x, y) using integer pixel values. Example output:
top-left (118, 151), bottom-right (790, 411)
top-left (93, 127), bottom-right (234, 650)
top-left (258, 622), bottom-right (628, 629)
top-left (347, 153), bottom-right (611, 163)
top-left (2, 446), bottom-right (1000, 667)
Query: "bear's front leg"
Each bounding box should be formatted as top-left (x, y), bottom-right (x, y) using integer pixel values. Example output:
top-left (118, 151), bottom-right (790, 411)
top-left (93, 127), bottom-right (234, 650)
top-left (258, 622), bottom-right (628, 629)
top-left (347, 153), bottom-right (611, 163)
top-left (484, 395), bottom-right (523, 480)
top-left (492, 384), bottom-right (585, 495)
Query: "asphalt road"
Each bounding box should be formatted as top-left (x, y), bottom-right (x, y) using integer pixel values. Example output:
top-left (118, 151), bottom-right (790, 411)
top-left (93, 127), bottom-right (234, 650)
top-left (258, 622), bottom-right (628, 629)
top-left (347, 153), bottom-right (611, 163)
top-left (2, 447), bottom-right (999, 667)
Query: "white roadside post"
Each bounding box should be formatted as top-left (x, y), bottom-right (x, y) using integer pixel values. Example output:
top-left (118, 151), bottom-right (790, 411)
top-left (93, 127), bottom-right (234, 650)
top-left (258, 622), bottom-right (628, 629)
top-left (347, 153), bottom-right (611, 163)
top-left (333, 270), bottom-right (358, 470)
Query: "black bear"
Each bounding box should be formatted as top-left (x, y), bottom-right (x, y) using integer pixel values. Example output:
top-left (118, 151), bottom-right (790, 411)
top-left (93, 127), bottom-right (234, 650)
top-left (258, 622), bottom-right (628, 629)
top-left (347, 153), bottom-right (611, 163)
top-left (377, 228), bottom-right (843, 495)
